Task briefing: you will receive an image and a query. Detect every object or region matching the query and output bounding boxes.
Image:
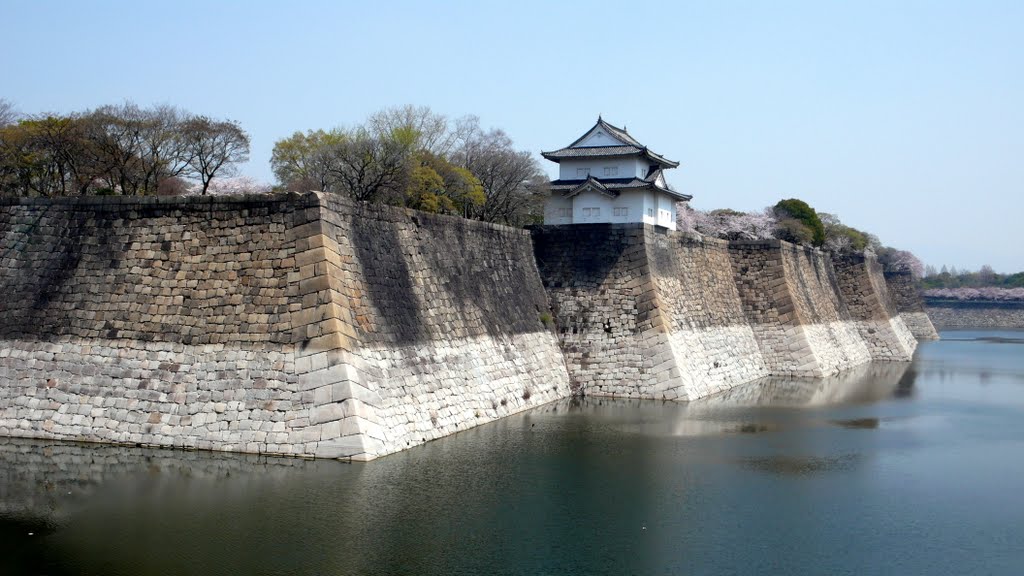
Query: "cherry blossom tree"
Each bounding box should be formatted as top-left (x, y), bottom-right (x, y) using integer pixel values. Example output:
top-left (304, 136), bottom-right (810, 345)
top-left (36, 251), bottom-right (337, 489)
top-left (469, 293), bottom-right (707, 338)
top-left (924, 287), bottom-right (1024, 301)
top-left (677, 205), bottom-right (777, 241)
top-left (186, 176), bottom-right (271, 196)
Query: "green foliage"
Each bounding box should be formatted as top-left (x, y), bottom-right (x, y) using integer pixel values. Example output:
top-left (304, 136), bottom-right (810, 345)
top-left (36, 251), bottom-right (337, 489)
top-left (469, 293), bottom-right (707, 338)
top-left (1, 103), bottom-right (250, 197)
top-left (271, 106), bottom-right (542, 226)
top-left (921, 266), bottom-right (1024, 289)
top-left (775, 217), bottom-right (814, 245)
top-left (407, 164), bottom-right (447, 212)
top-left (773, 198), bottom-right (825, 246)
top-left (403, 152), bottom-right (486, 215)
top-left (838, 226), bottom-right (868, 250)
top-left (709, 208), bottom-right (745, 217)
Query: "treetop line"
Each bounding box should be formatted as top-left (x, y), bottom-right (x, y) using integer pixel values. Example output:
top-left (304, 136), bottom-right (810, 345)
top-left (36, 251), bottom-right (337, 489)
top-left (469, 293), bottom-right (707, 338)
top-left (1, 100), bottom-right (1011, 280)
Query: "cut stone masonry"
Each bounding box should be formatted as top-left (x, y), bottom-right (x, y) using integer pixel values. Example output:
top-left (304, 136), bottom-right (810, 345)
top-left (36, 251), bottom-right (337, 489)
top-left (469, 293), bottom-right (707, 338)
top-left (1, 197), bottom-right (929, 460)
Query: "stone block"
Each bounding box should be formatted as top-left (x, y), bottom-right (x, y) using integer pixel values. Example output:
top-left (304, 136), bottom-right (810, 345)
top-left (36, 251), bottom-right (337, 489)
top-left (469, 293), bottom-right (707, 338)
top-left (315, 436), bottom-right (366, 459)
top-left (310, 402), bottom-right (344, 425)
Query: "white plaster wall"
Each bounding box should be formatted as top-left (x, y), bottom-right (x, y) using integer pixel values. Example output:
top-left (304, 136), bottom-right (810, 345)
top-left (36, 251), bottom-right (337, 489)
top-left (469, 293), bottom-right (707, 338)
top-left (558, 157), bottom-right (648, 180)
top-left (543, 193), bottom-right (573, 225)
top-left (643, 191), bottom-right (657, 226)
top-left (614, 192), bottom-right (646, 223)
top-left (572, 190), bottom-right (614, 224)
top-left (567, 190), bottom-right (654, 225)
top-left (656, 194), bottom-right (676, 230)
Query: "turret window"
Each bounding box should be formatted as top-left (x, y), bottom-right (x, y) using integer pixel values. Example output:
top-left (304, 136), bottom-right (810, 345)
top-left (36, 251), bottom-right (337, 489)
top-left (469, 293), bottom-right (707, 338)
top-left (603, 167), bottom-right (618, 176)
top-left (577, 168), bottom-right (590, 178)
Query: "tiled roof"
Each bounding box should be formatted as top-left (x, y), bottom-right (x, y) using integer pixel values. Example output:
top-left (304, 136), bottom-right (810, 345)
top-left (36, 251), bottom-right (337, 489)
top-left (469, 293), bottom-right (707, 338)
top-left (541, 145), bottom-right (643, 160)
top-left (541, 117), bottom-right (679, 168)
top-left (549, 174), bottom-right (692, 202)
top-left (567, 117), bottom-right (643, 148)
top-left (558, 176), bottom-right (620, 199)
top-left (549, 177), bottom-right (647, 190)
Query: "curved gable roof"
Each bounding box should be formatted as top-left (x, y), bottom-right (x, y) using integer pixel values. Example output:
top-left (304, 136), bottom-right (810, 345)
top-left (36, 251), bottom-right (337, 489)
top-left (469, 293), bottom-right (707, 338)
top-left (541, 117), bottom-right (679, 168)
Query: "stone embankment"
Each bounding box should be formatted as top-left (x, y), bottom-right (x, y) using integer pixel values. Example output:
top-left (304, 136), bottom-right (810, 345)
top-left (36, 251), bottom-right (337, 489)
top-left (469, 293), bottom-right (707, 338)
top-left (531, 224), bottom-right (769, 401)
top-left (924, 299), bottom-right (1024, 329)
top-left (729, 240), bottom-right (871, 377)
top-left (832, 253), bottom-right (919, 360)
top-left (532, 225), bottom-right (918, 401)
top-left (0, 193), bottom-right (569, 461)
top-left (1, 197), bottom-right (928, 460)
top-left (884, 271), bottom-right (940, 339)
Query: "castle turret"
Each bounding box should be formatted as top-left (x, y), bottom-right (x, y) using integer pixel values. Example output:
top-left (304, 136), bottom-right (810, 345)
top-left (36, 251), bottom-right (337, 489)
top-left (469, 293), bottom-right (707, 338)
top-left (541, 117), bottom-right (690, 229)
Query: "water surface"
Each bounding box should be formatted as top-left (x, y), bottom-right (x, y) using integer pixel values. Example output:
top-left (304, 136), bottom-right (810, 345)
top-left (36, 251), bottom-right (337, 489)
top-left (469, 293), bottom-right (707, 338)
top-left (2, 330), bottom-right (1024, 575)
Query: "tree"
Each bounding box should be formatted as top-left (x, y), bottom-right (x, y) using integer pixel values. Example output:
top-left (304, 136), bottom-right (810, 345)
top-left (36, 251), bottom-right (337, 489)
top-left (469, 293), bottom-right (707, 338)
top-left (327, 128), bottom-right (411, 203)
top-left (404, 151), bottom-right (485, 215)
top-left (271, 129), bottom-right (345, 193)
top-left (455, 124), bottom-right (546, 225)
top-left (0, 114), bottom-right (101, 197)
top-left (773, 198), bottom-right (825, 246)
top-left (1, 102), bottom-right (253, 197)
top-left (820, 212), bottom-right (872, 253)
top-left (182, 116), bottom-right (250, 195)
top-left (876, 246), bottom-right (925, 278)
top-left (368, 105), bottom-right (462, 156)
top-left (77, 103), bottom-right (192, 195)
top-left (679, 205), bottom-right (778, 240)
top-left (0, 99), bottom-right (18, 128)
top-left (271, 106), bottom-right (544, 225)
top-left (188, 176), bottom-right (272, 196)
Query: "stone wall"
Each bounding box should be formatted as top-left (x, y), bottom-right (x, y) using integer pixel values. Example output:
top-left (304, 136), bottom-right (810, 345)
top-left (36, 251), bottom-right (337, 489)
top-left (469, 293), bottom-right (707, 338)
top-left (728, 240), bottom-right (870, 377)
top-left (310, 195), bottom-right (570, 458)
top-left (0, 194), bottom-right (314, 456)
top-left (531, 226), bottom-right (897, 400)
top-left (833, 254), bottom-right (917, 360)
top-left (884, 271), bottom-right (940, 340)
top-left (644, 229), bottom-right (769, 399)
top-left (924, 300), bottom-right (1024, 329)
top-left (0, 193), bottom-right (570, 461)
top-left (531, 224), bottom-right (673, 397)
top-left (1, 195), bottom-right (923, 461)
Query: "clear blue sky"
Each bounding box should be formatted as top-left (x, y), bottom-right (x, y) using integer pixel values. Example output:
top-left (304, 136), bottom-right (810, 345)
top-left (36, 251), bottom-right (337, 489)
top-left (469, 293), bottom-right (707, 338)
top-left (5, 0), bottom-right (1022, 272)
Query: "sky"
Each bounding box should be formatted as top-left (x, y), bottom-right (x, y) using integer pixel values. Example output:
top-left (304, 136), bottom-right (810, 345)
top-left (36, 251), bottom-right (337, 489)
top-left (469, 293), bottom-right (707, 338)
top-left (4, 0), bottom-right (1022, 272)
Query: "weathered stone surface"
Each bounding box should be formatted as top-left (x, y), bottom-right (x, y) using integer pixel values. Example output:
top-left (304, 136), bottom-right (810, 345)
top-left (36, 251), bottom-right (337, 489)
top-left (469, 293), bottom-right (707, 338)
top-left (0, 193), bottom-right (571, 460)
top-left (833, 253), bottom-right (917, 360)
top-left (533, 226), bottom-right (912, 401)
top-left (924, 300), bottom-right (1024, 329)
top-left (885, 270), bottom-right (940, 340)
top-left (729, 240), bottom-right (871, 376)
top-left (0, 195), bottom-right (924, 460)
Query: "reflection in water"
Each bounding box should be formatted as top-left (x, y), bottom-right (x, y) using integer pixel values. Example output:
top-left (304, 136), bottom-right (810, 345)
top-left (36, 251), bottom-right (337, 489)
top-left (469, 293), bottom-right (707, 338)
top-left (740, 453), bottom-right (861, 476)
top-left (564, 362), bottom-right (913, 438)
top-left (5, 336), bottom-right (1024, 576)
top-left (693, 362), bottom-right (913, 409)
top-left (830, 418), bottom-right (881, 429)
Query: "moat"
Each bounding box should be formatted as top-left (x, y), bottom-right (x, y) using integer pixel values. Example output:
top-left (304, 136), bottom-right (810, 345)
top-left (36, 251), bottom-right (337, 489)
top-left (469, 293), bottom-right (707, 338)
top-left (3, 330), bottom-right (1023, 575)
